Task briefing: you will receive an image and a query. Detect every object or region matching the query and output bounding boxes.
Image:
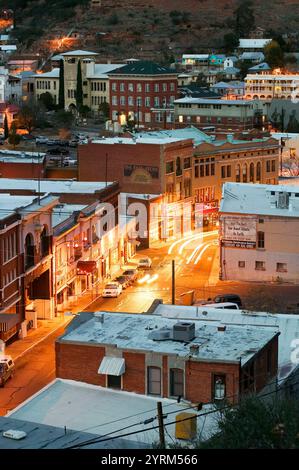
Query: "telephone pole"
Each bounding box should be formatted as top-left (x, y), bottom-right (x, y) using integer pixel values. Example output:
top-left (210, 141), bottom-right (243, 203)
top-left (157, 402), bottom-right (166, 449)
top-left (172, 259), bottom-right (175, 305)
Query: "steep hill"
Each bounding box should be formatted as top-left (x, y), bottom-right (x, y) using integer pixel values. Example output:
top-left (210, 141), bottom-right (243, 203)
top-left (2, 0), bottom-right (299, 62)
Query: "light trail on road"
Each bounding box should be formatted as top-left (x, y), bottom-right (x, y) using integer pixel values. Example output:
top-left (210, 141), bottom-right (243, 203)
top-left (186, 240), bottom-right (211, 265)
top-left (167, 230), bottom-right (218, 255)
top-left (194, 242), bottom-right (214, 265)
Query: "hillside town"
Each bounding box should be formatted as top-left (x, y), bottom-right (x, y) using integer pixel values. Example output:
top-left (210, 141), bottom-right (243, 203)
top-left (1, 0), bottom-right (299, 455)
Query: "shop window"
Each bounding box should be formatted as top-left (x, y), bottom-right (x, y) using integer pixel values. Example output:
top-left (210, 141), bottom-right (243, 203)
top-left (255, 261), bottom-right (265, 271)
top-left (166, 161), bottom-right (174, 174)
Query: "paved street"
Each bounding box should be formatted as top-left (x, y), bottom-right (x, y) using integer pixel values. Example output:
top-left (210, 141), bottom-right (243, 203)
top-left (0, 323), bottom-right (67, 416)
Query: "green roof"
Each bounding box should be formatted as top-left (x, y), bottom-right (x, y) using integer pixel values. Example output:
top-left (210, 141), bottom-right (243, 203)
top-left (108, 61), bottom-right (177, 76)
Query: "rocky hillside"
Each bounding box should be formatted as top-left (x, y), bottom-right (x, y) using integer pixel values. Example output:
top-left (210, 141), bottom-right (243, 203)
top-left (2, 0), bottom-right (299, 62)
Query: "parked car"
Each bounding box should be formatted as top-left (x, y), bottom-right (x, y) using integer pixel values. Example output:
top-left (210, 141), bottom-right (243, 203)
top-left (35, 136), bottom-right (49, 144)
top-left (122, 269), bottom-right (138, 282)
top-left (213, 294), bottom-right (242, 308)
top-left (102, 282), bottom-right (122, 298)
top-left (196, 302), bottom-right (240, 310)
top-left (137, 257), bottom-right (152, 269)
top-left (0, 356), bottom-right (15, 387)
top-left (46, 139), bottom-right (59, 146)
top-left (68, 140), bottom-right (78, 148)
top-left (63, 158), bottom-right (77, 167)
top-left (47, 148), bottom-right (69, 156)
top-left (56, 139), bottom-right (69, 147)
top-left (115, 275), bottom-right (131, 289)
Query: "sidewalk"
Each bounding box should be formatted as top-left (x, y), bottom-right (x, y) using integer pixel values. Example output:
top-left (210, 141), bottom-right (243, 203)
top-left (6, 316), bottom-right (72, 362)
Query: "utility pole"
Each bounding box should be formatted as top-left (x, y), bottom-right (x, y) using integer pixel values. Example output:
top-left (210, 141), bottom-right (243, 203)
top-left (172, 259), bottom-right (175, 305)
top-left (105, 152), bottom-right (108, 187)
top-left (157, 402), bottom-right (166, 449)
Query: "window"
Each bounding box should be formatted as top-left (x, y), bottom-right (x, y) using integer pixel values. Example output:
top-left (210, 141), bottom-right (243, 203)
top-left (137, 83), bottom-right (142, 92)
top-left (184, 157), bottom-right (191, 169)
top-left (120, 96), bottom-right (125, 106)
top-left (255, 261), bottom-right (266, 271)
top-left (145, 83), bottom-right (150, 92)
top-left (154, 96), bottom-right (160, 107)
top-left (170, 369), bottom-right (184, 397)
top-left (221, 166), bottom-right (226, 178)
top-left (257, 231), bottom-right (265, 249)
top-left (256, 161), bottom-right (261, 181)
top-left (120, 82), bottom-right (125, 92)
top-left (243, 164), bottom-right (248, 183)
top-left (213, 375), bottom-right (226, 400)
top-left (162, 83), bottom-right (167, 92)
top-left (166, 161), bottom-right (174, 174)
top-left (111, 83), bottom-right (117, 91)
top-left (154, 83), bottom-right (159, 92)
top-left (271, 160), bottom-right (276, 172)
top-left (145, 96), bottom-right (151, 107)
top-left (112, 96), bottom-right (117, 106)
top-left (250, 163), bottom-right (254, 182)
top-left (148, 367), bottom-right (161, 395)
top-left (238, 261), bottom-right (245, 268)
top-left (266, 160), bottom-right (271, 172)
top-left (227, 165), bottom-right (231, 178)
top-left (176, 157), bottom-right (182, 176)
top-left (277, 262), bottom-right (287, 272)
top-left (236, 164), bottom-right (241, 182)
top-left (137, 96), bottom-right (142, 107)
top-left (128, 96), bottom-right (134, 106)
top-left (107, 375), bottom-right (121, 389)
top-left (195, 166), bottom-right (199, 178)
top-left (170, 82), bottom-right (175, 91)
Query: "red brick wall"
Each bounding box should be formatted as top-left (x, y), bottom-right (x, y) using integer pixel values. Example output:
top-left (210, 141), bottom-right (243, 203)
top-left (56, 342), bottom-right (106, 386)
top-left (245, 335), bottom-right (279, 393)
top-left (122, 351), bottom-right (146, 394)
top-left (185, 361), bottom-right (240, 404)
top-left (0, 162), bottom-right (45, 179)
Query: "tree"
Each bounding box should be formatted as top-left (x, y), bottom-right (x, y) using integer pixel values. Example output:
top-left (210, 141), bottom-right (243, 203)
top-left (286, 110), bottom-right (299, 133)
top-left (199, 396), bottom-right (299, 449)
top-left (58, 59), bottom-right (65, 109)
top-left (17, 102), bottom-right (37, 133)
top-left (98, 101), bottom-right (110, 120)
top-left (55, 109), bottom-right (75, 129)
top-left (234, 0), bottom-right (255, 38)
top-left (39, 91), bottom-right (55, 110)
top-left (76, 59), bottom-right (83, 109)
top-left (264, 40), bottom-right (285, 69)
top-left (8, 122), bottom-right (21, 149)
top-left (223, 32), bottom-right (239, 54)
top-left (3, 114), bottom-right (9, 139)
top-left (196, 73), bottom-right (208, 87)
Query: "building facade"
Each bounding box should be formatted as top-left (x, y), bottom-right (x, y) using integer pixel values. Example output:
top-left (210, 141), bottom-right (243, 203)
top-left (108, 61), bottom-right (178, 128)
top-left (245, 72), bottom-right (299, 100)
top-left (174, 98), bottom-right (257, 132)
top-left (220, 182), bottom-right (299, 283)
top-left (56, 311), bottom-right (278, 404)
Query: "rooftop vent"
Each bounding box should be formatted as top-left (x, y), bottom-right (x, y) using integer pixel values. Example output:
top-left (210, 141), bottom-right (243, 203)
top-left (173, 322), bottom-right (195, 342)
top-left (94, 312), bottom-right (104, 323)
top-left (189, 344), bottom-right (200, 355)
top-left (149, 327), bottom-right (172, 341)
top-left (3, 430), bottom-right (27, 440)
top-left (218, 325), bottom-right (227, 332)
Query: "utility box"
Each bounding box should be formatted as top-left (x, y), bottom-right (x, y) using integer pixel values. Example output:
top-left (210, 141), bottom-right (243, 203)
top-left (175, 412), bottom-right (197, 440)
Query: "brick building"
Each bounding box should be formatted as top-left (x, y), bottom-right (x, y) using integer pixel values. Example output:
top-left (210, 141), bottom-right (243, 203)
top-left (56, 311), bottom-right (279, 404)
top-left (0, 150), bottom-right (46, 179)
top-left (108, 61), bottom-right (178, 128)
top-left (0, 194), bottom-right (58, 341)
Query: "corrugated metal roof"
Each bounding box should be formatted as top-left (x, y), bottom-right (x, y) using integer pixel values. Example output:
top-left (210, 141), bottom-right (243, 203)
top-left (98, 356), bottom-right (125, 376)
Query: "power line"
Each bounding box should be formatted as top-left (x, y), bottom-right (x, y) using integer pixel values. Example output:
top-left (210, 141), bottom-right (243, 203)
top-left (66, 378), bottom-right (299, 449)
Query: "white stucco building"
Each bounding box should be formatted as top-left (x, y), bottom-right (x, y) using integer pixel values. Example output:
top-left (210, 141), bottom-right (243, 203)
top-left (219, 182), bottom-right (299, 283)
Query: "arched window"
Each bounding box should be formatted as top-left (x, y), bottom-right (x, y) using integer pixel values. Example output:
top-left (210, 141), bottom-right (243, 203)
top-left (236, 164), bottom-right (241, 183)
top-left (242, 163), bottom-right (248, 183)
top-left (25, 233), bottom-right (34, 270)
top-left (250, 163), bottom-right (255, 182)
top-left (256, 161), bottom-right (261, 182)
top-left (41, 226), bottom-right (49, 258)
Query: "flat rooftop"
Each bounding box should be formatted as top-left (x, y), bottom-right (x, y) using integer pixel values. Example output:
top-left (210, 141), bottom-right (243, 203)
top-left (90, 136), bottom-right (186, 145)
top-left (175, 97), bottom-right (252, 105)
top-left (8, 379), bottom-right (218, 446)
top-left (0, 194), bottom-right (57, 220)
top-left (52, 204), bottom-right (87, 228)
top-left (59, 312), bottom-right (277, 366)
top-left (0, 149), bottom-right (46, 164)
top-left (220, 182), bottom-right (299, 217)
top-left (0, 178), bottom-right (115, 194)
top-left (153, 304), bottom-right (299, 381)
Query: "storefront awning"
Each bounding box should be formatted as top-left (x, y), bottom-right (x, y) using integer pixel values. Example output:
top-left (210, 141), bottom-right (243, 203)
top-left (98, 356), bottom-right (125, 376)
top-left (77, 261), bottom-right (97, 275)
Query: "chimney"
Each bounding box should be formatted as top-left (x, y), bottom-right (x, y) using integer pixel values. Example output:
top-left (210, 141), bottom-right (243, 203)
top-left (217, 325), bottom-right (226, 332)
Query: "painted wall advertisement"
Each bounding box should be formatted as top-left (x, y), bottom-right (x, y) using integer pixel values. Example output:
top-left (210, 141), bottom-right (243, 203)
top-left (222, 216), bottom-right (257, 248)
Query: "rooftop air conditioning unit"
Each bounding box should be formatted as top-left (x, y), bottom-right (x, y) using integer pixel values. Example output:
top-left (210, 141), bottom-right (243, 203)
top-left (149, 327), bottom-right (172, 341)
top-left (173, 322), bottom-right (195, 342)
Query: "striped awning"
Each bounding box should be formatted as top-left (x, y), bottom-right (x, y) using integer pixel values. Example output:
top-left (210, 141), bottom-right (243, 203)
top-left (98, 356), bottom-right (125, 376)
